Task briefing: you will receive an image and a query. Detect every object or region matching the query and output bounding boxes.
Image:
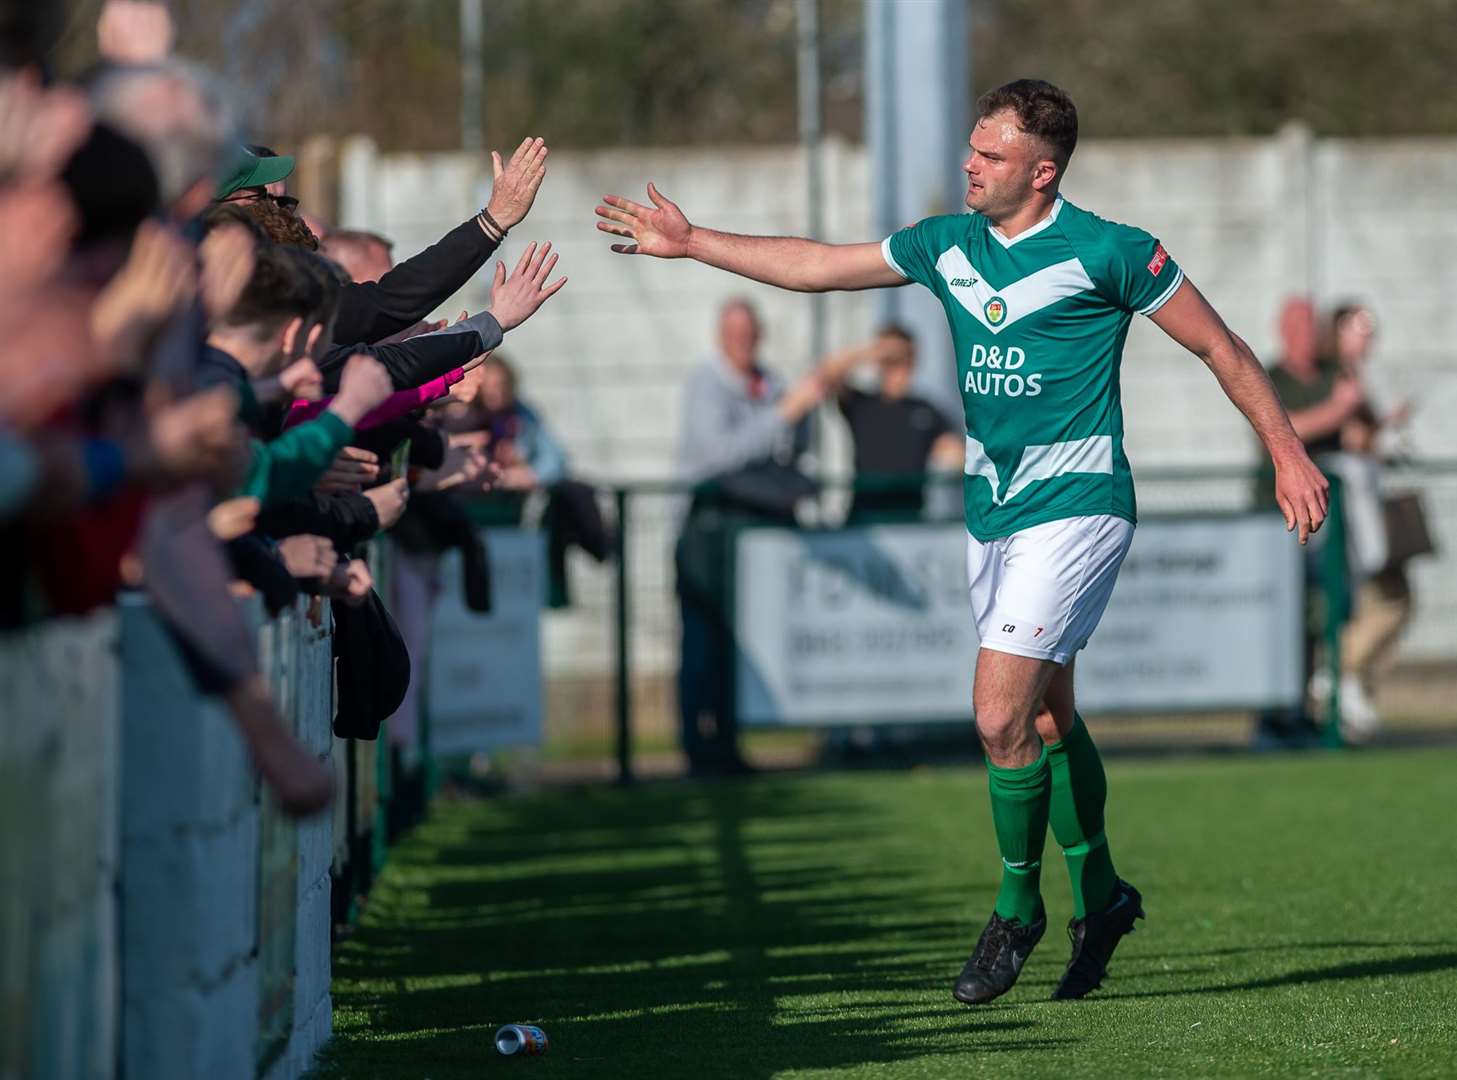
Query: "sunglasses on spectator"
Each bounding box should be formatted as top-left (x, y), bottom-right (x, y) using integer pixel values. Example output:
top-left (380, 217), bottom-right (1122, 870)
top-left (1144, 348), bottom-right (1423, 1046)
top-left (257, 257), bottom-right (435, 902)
top-left (220, 189), bottom-right (300, 212)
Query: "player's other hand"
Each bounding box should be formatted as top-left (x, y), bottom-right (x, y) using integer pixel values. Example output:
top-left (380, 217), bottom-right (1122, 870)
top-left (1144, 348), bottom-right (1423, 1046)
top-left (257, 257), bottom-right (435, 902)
top-left (595, 183), bottom-right (691, 258)
top-left (1273, 445), bottom-right (1329, 545)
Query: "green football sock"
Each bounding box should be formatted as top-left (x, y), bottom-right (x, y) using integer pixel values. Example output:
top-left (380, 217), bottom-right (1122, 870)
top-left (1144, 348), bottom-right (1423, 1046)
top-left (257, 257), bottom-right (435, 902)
top-left (1047, 712), bottom-right (1118, 918)
top-left (986, 748), bottom-right (1051, 925)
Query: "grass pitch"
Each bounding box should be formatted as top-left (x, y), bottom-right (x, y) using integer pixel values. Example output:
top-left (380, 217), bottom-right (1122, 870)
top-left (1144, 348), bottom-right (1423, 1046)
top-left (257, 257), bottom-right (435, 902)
top-left (314, 748), bottom-right (1457, 1078)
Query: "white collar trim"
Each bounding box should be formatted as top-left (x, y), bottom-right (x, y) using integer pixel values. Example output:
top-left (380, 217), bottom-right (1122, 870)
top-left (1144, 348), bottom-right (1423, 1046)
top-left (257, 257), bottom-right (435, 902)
top-left (987, 195), bottom-right (1065, 249)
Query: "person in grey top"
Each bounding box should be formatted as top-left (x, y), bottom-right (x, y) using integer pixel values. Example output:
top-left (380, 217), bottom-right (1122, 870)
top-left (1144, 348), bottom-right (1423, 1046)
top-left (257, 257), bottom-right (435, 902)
top-left (674, 298), bottom-right (824, 774)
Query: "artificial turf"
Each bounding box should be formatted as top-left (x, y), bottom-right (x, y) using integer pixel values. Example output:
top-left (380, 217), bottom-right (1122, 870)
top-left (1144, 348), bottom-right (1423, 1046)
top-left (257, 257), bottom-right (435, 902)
top-left (313, 747), bottom-right (1457, 1078)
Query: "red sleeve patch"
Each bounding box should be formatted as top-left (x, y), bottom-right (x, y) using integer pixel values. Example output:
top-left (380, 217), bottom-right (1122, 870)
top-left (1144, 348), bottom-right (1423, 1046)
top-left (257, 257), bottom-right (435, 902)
top-left (1147, 243), bottom-right (1169, 277)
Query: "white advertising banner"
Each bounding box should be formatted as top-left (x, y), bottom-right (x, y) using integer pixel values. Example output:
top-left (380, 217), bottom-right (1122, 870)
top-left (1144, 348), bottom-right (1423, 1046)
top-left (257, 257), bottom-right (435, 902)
top-left (427, 529), bottom-right (545, 753)
top-left (734, 524), bottom-right (977, 725)
top-left (1076, 517), bottom-right (1304, 711)
top-left (733, 516), bottom-right (1303, 726)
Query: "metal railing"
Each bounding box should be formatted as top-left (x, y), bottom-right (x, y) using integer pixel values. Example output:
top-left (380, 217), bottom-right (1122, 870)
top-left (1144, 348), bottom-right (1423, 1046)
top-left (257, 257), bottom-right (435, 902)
top-left (595, 459), bottom-right (1457, 781)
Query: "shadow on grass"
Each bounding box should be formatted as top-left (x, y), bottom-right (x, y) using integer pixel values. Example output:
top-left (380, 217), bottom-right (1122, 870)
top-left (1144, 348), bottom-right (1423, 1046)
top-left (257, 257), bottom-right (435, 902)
top-left (1100, 947), bottom-right (1457, 1000)
top-left (319, 777), bottom-right (1054, 1078)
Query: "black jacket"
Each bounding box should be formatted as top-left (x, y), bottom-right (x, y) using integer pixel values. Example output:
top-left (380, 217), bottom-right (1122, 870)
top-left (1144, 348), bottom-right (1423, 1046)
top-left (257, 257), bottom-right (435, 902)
top-left (319, 311), bottom-right (505, 392)
top-left (333, 217), bottom-right (501, 347)
top-left (256, 491), bottom-right (380, 552)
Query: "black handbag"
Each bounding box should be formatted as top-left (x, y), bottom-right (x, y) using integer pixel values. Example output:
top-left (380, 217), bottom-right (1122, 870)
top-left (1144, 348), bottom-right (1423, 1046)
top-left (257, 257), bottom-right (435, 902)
top-left (705, 462), bottom-right (816, 522)
top-left (331, 588), bottom-right (411, 740)
top-left (1381, 491), bottom-right (1436, 571)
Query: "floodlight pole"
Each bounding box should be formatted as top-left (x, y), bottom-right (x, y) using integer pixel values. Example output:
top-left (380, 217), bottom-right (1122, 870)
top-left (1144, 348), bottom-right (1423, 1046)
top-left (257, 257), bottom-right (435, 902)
top-left (865, 0), bottom-right (971, 421)
top-left (460, 0), bottom-right (484, 154)
top-left (797, 0), bottom-right (826, 388)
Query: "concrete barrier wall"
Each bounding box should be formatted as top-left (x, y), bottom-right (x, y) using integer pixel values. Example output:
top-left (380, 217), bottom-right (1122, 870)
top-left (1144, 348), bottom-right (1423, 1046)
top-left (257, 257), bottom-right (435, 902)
top-left (0, 614), bottom-right (120, 1080)
top-left (119, 596), bottom-right (336, 1080)
top-left (1, 598), bottom-right (336, 1080)
top-left (340, 132), bottom-right (1457, 675)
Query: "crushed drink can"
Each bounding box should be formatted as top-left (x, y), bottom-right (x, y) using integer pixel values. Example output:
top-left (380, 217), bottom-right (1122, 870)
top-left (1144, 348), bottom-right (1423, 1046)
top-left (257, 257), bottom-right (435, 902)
top-left (495, 1024), bottom-right (548, 1057)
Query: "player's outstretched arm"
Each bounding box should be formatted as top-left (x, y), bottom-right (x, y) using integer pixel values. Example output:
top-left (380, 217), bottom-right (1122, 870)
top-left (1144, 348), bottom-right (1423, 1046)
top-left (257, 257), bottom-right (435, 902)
top-left (595, 183), bottom-right (905, 293)
top-left (1149, 279), bottom-right (1330, 544)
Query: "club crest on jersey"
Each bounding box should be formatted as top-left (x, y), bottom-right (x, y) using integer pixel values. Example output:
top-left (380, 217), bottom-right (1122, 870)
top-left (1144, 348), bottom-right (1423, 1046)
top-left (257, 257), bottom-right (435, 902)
top-left (984, 296), bottom-right (1007, 325)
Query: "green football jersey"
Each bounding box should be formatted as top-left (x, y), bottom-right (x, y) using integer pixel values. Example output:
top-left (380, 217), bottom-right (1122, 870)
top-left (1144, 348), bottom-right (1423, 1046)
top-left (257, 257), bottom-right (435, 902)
top-left (882, 195), bottom-right (1184, 541)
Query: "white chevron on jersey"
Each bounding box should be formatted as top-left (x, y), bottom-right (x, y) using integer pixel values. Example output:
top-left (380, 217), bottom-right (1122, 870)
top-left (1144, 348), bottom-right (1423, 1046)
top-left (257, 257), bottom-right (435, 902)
top-left (934, 246), bottom-right (1095, 335)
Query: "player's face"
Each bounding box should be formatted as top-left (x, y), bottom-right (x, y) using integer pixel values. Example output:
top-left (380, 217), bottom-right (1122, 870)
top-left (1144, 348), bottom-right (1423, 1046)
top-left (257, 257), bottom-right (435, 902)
top-left (963, 111), bottom-right (1051, 217)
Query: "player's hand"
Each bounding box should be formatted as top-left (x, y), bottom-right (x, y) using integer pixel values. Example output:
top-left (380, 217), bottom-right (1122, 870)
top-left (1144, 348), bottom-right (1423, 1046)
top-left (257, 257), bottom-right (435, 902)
top-left (486, 241), bottom-right (567, 331)
top-left (485, 137), bottom-right (548, 231)
top-left (595, 183), bottom-right (692, 258)
top-left (1273, 445), bottom-right (1329, 545)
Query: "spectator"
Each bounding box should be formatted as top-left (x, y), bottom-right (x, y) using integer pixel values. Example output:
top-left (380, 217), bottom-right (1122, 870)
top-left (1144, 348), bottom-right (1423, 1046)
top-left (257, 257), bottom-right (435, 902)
top-left (246, 143), bottom-right (290, 198)
top-left (451, 354), bottom-right (566, 497)
top-left (1255, 297), bottom-right (1371, 747)
top-left (0, 0), bottom-right (569, 822)
top-left (816, 324), bottom-right (963, 524)
top-left (322, 229), bottom-right (394, 285)
top-left (200, 239), bottom-right (394, 503)
top-left (215, 144), bottom-right (295, 208)
top-left (1325, 302), bottom-right (1419, 740)
top-left (673, 298), bottom-right (826, 775)
top-left (436, 353), bottom-right (611, 605)
top-left (1262, 298), bottom-right (1369, 470)
top-left (88, 59), bottom-right (234, 225)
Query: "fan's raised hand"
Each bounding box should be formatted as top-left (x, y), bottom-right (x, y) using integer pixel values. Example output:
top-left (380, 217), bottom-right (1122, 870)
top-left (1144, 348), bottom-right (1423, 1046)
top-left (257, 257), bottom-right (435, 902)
top-left (486, 241), bottom-right (567, 331)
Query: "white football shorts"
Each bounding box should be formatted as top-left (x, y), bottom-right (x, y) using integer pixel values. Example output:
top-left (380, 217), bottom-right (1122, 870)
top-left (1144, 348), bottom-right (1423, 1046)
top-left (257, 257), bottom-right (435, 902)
top-left (966, 514), bottom-right (1135, 666)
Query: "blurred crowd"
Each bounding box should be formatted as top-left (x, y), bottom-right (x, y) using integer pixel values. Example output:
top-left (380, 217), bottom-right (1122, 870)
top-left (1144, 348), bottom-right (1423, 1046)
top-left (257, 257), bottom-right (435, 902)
top-left (1, 0), bottom-right (571, 815)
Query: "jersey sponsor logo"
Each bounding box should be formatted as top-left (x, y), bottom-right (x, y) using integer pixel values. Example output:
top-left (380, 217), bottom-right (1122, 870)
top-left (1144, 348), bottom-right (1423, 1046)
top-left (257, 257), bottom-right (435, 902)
top-left (984, 296), bottom-right (1007, 325)
top-left (949, 276), bottom-right (977, 287)
top-left (964, 345), bottom-right (1042, 397)
top-left (1147, 244), bottom-right (1169, 277)
top-left (968, 344), bottom-right (1026, 370)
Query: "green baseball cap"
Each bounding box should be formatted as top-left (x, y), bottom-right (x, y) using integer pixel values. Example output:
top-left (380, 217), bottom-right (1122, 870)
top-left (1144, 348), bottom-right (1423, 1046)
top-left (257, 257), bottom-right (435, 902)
top-left (215, 146), bottom-right (295, 200)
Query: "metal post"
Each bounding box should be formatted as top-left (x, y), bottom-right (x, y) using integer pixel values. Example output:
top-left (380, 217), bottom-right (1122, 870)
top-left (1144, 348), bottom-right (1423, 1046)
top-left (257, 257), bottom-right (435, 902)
top-left (1322, 475), bottom-right (1348, 748)
top-left (613, 488), bottom-right (634, 784)
top-left (460, 0), bottom-right (483, 153)
top-left (865, 0), bottom-right (970, 422)
top-left (797, 0), bottom-right (827, 378)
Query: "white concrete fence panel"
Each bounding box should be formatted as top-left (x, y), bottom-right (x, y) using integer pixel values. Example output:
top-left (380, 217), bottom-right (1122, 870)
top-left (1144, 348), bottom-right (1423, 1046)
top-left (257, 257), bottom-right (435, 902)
top-left (339, 132), bottom-right (1457, 677)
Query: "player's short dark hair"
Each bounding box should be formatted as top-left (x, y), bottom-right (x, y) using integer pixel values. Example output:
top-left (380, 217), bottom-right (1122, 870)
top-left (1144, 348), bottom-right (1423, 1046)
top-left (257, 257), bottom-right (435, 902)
top-left (876, 322), bottom-right (915, 345)
top-left (975, 79), bottom-right (1079, 169)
